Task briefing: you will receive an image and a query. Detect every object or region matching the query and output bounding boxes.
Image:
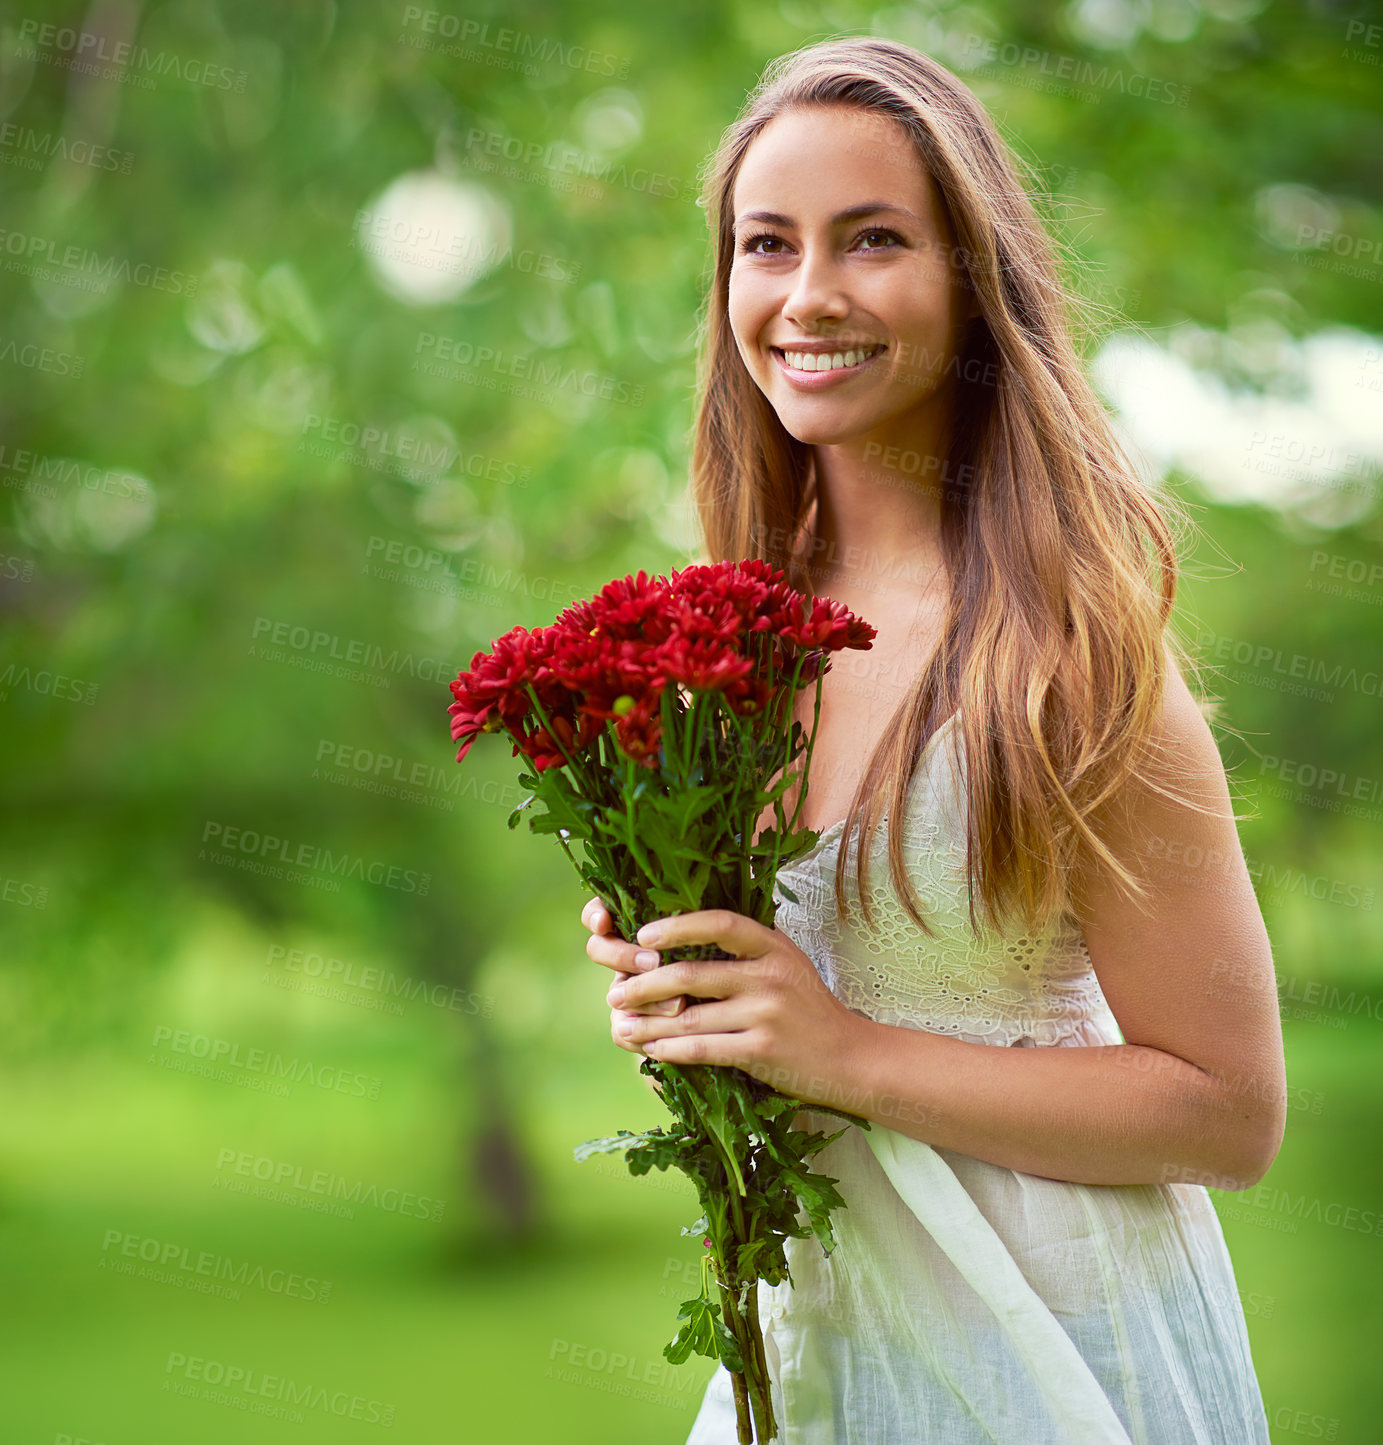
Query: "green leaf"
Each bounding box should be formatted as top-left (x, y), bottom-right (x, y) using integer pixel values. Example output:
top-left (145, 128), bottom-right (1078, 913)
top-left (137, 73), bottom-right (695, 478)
top-left (663, 1292), bottom-right (722, 1366)
top-left (572, 1128), bottom-right (658, 1162)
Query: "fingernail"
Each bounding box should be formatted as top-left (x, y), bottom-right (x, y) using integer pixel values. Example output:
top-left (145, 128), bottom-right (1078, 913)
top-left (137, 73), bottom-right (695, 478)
top-left (636, 925), bottom-right (662, 946)
top-left (608, 983), bottom-right (626, 1005)
top-left (634, 950), bottom-right (660, 969)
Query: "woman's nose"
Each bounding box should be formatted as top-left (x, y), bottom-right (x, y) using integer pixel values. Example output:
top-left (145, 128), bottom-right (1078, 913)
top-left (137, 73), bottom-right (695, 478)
top-left (781, 248), bottom-right (851, 329)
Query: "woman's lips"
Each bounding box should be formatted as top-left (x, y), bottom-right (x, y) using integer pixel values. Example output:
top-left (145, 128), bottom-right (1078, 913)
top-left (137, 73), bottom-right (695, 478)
top-left (770, 345), bottom-right (886, 389)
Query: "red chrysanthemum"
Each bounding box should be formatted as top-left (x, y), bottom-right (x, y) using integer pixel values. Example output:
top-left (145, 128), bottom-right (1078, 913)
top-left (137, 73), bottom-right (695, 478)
top-left (446, 560), bottom-right (874, 772)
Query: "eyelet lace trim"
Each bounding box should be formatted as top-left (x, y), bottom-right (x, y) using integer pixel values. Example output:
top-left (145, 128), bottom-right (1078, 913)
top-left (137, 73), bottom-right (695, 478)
top-left (773, 718), bottom-right (1119, 1047)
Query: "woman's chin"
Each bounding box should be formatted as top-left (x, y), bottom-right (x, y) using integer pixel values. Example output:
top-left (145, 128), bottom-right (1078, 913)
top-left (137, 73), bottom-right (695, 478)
top-left (778, 415), bottom-right (877, 447)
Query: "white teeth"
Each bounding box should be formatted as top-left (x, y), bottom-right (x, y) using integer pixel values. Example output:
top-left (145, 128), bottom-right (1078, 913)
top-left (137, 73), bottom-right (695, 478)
top-left (782, 345), bottom-right (881, 373)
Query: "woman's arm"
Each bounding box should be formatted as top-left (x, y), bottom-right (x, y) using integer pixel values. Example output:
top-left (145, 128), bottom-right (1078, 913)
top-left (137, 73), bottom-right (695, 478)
top-left (842, 658), bottom-right (1287, 1189)
top-left (613, 656), bottom-right (1287, 1189)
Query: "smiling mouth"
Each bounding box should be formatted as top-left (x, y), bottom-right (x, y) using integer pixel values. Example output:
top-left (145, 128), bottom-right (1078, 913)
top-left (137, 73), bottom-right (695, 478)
top-left (771, 343), bottom-right (887, 375)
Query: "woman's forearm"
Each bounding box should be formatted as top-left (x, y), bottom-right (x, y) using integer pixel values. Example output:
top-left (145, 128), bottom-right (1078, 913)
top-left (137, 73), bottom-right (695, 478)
top-left (800, 1017), bottom-right (1279, 1189)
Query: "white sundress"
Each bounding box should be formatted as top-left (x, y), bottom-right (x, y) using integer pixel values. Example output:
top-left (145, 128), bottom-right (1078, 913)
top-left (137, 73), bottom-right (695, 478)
top-left (685, 710), bottom-right (1271, 1445)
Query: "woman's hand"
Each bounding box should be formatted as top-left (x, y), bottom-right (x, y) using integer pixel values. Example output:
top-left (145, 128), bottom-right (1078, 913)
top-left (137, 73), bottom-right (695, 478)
top-left (582, 896), bottom-right (688, 1056)
top-left (600, 907), bottom-right (871, 1112)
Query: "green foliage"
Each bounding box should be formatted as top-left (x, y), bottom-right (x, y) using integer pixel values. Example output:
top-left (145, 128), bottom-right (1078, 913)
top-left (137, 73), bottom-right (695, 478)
top-left (664, 1288), bottom-right (743, 1370)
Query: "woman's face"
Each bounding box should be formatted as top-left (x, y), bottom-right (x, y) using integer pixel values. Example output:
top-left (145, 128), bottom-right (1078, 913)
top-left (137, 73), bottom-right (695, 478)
top-left (727, 105), bottom-right (976, 447)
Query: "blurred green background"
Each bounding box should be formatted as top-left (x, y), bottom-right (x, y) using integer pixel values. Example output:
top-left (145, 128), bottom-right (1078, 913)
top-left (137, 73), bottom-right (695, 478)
top-left (1, 0), bottom-right (1379, 1441)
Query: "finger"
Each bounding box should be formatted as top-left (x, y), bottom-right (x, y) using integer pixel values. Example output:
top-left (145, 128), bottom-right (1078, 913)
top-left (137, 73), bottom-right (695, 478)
top-left (635, 1023), bottom-right (759, 1068)
top-left (582, 900), bottom-right (615, 937)
top-left (612, 958), bottom-right (760, 1011)
top-left (610, 971), bottom-right (683, 1010)
top-left (641, 1034), bottom-right (745, 1066)
top-left (610, 1008), bottom-right (667, 1052)
top-left (608, 982), bottom-right (685, 1017)
top-left (582, 896), bottom-right (612, 934)
top-left (587, 929), bottom-right (662, 975)
top-left (615, 997), bottom-right (750, 1047)
top-left (610, 1010), bottom-right (638, 1052)
top-left (635, 909), bottom-right (771, 960)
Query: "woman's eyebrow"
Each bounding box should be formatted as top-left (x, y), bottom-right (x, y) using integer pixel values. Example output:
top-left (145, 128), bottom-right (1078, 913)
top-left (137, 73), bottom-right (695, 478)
top-left (731, 202), bottom-right (923, 232)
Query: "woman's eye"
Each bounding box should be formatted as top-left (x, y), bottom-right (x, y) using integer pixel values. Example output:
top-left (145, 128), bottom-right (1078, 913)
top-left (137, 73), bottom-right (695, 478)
top-left (736, 228), bottom-right (901, 256)
top-left (856, 229), bottom-right (902, 250)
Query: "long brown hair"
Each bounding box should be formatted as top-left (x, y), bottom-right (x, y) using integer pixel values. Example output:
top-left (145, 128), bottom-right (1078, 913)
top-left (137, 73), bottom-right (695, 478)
top-left (690, 35), bottom-right (1214, 940)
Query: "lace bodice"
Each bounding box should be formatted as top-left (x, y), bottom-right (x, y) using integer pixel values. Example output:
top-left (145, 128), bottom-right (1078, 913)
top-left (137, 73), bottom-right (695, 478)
top-left (773, 710), bottom-right (1123, 1048)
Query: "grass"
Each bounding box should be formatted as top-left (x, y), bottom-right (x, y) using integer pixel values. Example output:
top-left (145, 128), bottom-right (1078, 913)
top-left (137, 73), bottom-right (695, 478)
top-left (0, 1014), bottom-right (1375, 1442)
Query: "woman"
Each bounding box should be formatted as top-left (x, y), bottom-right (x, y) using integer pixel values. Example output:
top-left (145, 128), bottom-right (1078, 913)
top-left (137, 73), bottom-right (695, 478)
top-left (583, 35), bottom-right (1284, 1445)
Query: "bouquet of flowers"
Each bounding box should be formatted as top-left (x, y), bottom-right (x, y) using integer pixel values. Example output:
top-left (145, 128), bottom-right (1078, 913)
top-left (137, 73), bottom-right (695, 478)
top-left (446, 558), bottom-right (876, 1444)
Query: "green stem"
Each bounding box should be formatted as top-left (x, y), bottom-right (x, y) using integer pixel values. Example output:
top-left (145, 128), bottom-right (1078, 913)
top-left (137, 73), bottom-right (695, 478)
top-left (785, 663), bottom-right (826, 839)
top-left (741, 1279), bottom-right (777, 1443)
top-left (713, 1270), bottom-right (759, 1445)
top-left (768, 652), bottom-right (809, 881)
